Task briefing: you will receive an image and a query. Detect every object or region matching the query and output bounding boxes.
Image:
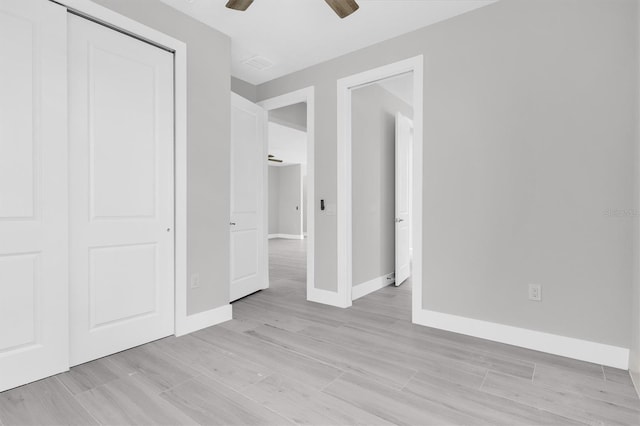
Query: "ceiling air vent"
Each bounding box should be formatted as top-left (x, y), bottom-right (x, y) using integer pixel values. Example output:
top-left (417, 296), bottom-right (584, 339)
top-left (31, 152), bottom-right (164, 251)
top-left (242, 56), bottom-right (274, 71)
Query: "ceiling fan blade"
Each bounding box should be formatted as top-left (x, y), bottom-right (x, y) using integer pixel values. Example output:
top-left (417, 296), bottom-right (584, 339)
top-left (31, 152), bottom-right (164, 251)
top-left (268, 158), bottom-right (283, 163)
top-left (324, 0), bottom-right (359, 19)
top-left (225, 0), bottom-right (254, 11)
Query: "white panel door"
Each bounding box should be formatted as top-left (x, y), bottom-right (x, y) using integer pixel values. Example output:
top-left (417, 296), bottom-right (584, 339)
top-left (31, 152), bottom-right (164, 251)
top-left (395, 113), bottom-right (412, 286)
top-left (68, 14), bottom-right (175, 366)
top-left (0, 0), bottom-right (68, 392)
top-left (230, 93), bottom-right (267, 302)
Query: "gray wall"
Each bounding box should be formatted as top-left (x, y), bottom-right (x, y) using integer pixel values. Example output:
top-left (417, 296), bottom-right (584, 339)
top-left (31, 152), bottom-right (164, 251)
top-left (303, 174), bottom-right (307, 234)
top-left (631, 0), bottom-right (640, 387)
top-left (278, 164), bottom-right (303, 236)
top-left (231, 77), bottom-right (257, 102)
top-left (257, 0), bottom-right (637, 348)
top-left (269, 103), bottom-right (307, 132)
top-left (268, 166), bottom-right (280, 235)
top-left (351, 84), bottom-right (412, 286)
top-left (269, 165), bottom-right (303, 236)
top-left (94, 0), bottom-right (231, 315)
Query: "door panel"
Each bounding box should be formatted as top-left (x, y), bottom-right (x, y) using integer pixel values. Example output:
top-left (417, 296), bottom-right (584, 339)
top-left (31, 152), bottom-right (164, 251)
top-left (68, 14), bottom-right (175, 366)
top-left (230, 94), bottom-right (267, 302)
top-left (0, 12), bottom-right (34, 219)
top-left (395, 113), bottom-right (412, 286)
top-left (90, 243), bottom-right (158, 328)
top-left (90, 46), bottom-right (157, 219)
top-left (0, 0), bottom-right (68, 392)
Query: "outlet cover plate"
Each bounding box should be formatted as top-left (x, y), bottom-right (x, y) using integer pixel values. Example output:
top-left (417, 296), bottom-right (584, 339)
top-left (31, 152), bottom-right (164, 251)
top-left (528, 284), bottom-right (541, 301)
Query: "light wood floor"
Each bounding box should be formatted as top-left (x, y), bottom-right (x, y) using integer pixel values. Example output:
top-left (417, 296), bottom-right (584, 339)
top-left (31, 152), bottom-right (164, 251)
top-left (1, 238), bottom-right (638, 425)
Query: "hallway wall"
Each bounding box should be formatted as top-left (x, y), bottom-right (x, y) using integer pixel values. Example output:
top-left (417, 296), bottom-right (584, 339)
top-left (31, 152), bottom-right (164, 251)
top-left (269, 165), bottom-right (303, 237)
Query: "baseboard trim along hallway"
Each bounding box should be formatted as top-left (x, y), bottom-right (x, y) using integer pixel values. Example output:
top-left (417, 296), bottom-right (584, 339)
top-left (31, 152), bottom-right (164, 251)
top-left (352, 274), bottom-right (395, 300)
top-left (268, 234), bottom-right (304, 240)
top-left (414, 309), bottom-right (630, 369)
top-left (307, 287), bottom-right (351, 308)
top-left (175, 304), bottom-right (233, 337)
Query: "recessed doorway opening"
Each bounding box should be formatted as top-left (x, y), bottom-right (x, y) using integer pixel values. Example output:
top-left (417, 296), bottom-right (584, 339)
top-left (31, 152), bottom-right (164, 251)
top-left (337, 56), bottom-right (424, 320)
top-left (259, 88), bottom-right (316, 302)
top-left (267, 102), bottom-right (308, 297)
top-left (349, 72), bottom-right (415, 303)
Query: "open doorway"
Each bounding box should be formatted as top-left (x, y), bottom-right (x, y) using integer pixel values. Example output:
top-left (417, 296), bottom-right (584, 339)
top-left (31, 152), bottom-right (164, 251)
top-left (267, 103), bottom-right (308, 295)
top-left (349, 72), bottom-right (415, 301)
top-left (336, 56), bottom-right (424, 317)
top-left (229, 88), bottom-right (315, 305)
top-left (259, 87), bottom-right (316, 302)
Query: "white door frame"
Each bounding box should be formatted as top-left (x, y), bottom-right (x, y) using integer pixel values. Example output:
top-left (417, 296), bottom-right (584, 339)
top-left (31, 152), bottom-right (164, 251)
top-left (50, 0), bottom-right (191, 336)
top-left (336, 56), bottom-right (424, 318)
top-left (258, 87), bottom-right (316, 300)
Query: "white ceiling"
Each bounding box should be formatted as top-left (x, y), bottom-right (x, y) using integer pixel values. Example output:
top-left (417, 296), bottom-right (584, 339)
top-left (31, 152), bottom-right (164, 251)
top-left (159, 0), bottom-right (496, 85)
top-left (268, 121), bottom-right (307, 166)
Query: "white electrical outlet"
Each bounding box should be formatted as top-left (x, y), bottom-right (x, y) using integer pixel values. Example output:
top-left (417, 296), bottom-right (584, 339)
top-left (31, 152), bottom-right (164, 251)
top-left (528, 284), bottom-right (541, 301)
top-left (190, 273), bottom-right (201, 289)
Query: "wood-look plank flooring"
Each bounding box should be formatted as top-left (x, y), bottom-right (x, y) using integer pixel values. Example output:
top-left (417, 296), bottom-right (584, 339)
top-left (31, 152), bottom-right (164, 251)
top-left (1, 238), bottom-right (638, 425)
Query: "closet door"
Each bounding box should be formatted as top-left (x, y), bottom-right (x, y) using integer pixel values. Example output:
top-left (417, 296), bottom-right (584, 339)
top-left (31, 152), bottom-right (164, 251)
top-left (0, 0), bottom-right (68, 392)
top-left (68, 14), bottom-right (175, 366)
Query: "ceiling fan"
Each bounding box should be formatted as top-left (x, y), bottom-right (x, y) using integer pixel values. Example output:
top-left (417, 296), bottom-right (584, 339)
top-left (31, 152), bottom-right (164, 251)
top-left (225, 0), bottom-right (360, 19)
top-left (268, 154), bottom-right (283, 163)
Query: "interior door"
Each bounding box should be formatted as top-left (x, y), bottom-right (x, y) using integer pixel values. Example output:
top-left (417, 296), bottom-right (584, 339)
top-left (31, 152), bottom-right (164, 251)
top-left (395, 112), bottom-right (412, 286)
top-left (68, 14), bottom-right (175, 366)
top-left (230, 93), bottom-right (267, 302)
top-left (0, 0), bottom-right (68, 392)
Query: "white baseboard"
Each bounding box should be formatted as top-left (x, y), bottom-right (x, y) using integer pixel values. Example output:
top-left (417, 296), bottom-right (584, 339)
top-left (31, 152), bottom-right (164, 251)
top-left (352, 274), bottom-right (395, 300)
top-left (175, 304), bottom-right (233, 337)
top-left (413, 309), bottom-right (630, 369)
top-left (268, 234), bottom-right (304, 240)
top-left (308, 287), bottom-right (351, 308)
top-left (631, 369), bottom-right (640, 399)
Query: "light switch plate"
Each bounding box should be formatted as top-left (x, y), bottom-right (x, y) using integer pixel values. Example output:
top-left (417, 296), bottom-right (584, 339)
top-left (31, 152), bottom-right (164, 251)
top-left (190, 273), bottom-right (201, 289)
